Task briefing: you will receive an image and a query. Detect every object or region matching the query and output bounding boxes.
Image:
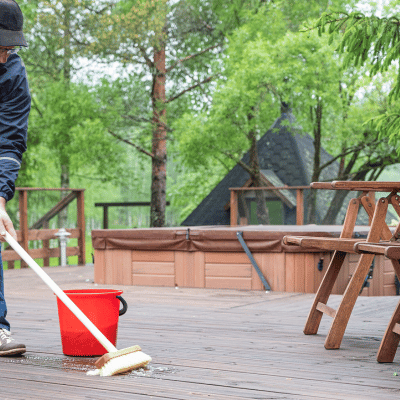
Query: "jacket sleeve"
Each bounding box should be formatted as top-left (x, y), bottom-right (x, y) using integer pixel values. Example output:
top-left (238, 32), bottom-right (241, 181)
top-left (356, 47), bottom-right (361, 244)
top-left (0, 55), bottom-right (31, 201)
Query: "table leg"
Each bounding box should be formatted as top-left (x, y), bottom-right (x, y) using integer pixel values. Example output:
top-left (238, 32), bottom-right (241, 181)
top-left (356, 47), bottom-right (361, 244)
top-left (324, 253), bottom-right (375, 349)
top-left (377, 298), bottom-right (400, 363)
top-left (324, 197), bottom-right (389, 349)
top-left (304, 198), bottom-right (360, 336)
top-left (304, 251), bottom-right (347, 335)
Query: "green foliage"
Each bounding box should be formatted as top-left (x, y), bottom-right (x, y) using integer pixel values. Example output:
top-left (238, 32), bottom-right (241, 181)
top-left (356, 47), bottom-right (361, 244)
top-left (316, 12), bottom-right (400, 85)
top-left (174, 13), bottom-right (347, 168)
top-left (29, 77), bottom-right (124, 181)
top-left (169, 164), bottom-right (232, 221)
top-left (311, 8), bottom-right (400, 151)
top-left (84, 0), bottom-right (168, 56)
top-left (18, 0), bottom-right (392, 229)
top-left (172, 0), bottom-right (400, 224)
top-left (362, 70), bottom-right (400, 147)
top-left (95, 73), bottom-right (153, 142)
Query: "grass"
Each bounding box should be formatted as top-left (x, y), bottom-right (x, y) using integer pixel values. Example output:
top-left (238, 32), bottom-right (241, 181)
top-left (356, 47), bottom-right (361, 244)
top-left (3, 235), bottom-right (94, 270)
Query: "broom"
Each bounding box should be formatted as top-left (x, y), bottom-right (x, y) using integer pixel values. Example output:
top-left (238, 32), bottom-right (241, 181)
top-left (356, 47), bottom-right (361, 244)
top-left (4, 231), bottom-right (151, 376)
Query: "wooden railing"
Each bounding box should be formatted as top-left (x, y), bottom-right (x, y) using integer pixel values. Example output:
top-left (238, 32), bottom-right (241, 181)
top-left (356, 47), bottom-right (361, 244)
top-left (4, 188), bottom-right (85, 268)
top-left (229, 186), bottom-right (311, 226)
top-left (95, 201), bottom-right (170, 229)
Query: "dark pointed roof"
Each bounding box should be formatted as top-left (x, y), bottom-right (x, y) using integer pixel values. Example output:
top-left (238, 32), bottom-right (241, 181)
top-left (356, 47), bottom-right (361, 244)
top-left (181, 109), bottom-right (370, 226)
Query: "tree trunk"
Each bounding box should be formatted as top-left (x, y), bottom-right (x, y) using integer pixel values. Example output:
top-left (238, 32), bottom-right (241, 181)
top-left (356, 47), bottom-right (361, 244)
top-left (63, 0), bottom-right (71, 84)
top-left (321, 189), bottom-right (351, 225)
top-left (321, 149), bottom-right (362, 224)
top-left (322, 166), bottom-right (368, 225)
top-left (248, 113), bottom-right (269, 224)
top-left (58, 164), bottom-right (70, 228)
top-left (58, 1), bottom-right (71, 229)
top-left (150, 42), bottom-right (167, 227)
top-left (307, 99), bottom-right (322, 224)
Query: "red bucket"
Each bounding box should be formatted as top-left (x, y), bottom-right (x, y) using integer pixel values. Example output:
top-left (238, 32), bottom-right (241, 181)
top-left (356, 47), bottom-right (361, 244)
top-left (56, 289), bottom-right (127, 356)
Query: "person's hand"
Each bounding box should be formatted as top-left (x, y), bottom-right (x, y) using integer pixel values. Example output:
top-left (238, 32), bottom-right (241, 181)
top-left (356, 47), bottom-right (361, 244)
top-left (0, 197), bottom-right (17, 242)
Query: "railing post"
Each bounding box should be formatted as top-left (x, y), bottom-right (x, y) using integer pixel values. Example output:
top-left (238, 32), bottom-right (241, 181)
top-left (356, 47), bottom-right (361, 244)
top-left (296, 189), bottom-right (304, 225)
top-left (103, 205), bottom-right (109, 229)
top-left (42, 220), bottom-right (50, 267)
top-left (76, 190), bottom-right (86, 265)
top-left (19, 189), bottom-right (28, 268)
top-left (230, 189), bottom-right (238, 226)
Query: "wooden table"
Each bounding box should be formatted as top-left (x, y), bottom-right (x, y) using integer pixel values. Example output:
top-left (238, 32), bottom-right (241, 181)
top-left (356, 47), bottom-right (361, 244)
top-left (283, 181), bottom-right (400, 362)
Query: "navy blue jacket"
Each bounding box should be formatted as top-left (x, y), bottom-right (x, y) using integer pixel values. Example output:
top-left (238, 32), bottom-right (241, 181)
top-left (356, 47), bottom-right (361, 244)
top-left (0, 53), bottom-right (31, 201)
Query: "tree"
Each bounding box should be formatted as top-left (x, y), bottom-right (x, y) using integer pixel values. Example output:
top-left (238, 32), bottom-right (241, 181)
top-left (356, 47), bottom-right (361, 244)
top-left (19, 0), bottom-right (125, 226)
top-left (23, 0), bottom-right (245, 227)
top-left (264, 30), bottom-right (398, 223)
top-left (30, 78), bottom-right (123, 180)
top-left (311, 6), bottom-right (400, 146)
top-left (173, 0), bottom-right (396, 225)
top-left (21, 0), bottom-right (85, 190)
top-left (71, 0), bottom-right (228, 227)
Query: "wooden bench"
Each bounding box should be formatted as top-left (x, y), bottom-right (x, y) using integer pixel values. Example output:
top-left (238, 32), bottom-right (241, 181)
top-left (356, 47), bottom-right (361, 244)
top-left (283, 181), bottom-right (400, 363)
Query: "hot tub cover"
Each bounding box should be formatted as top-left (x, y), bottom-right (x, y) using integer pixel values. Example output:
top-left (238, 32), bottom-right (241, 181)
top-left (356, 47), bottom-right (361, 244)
top-left (91, 225), bottom-right (371, 253)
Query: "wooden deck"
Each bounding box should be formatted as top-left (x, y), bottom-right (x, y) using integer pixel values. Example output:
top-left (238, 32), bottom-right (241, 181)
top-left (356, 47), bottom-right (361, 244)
top-left (2, 265), bottom-right (400, 399)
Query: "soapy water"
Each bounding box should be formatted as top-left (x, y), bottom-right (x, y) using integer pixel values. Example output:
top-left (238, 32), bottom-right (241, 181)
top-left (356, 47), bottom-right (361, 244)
top-left (129, 365), bottom-right (176, 378)
top-left (0, 354), bottom-right (95, 372)
top-left (1, 354), bottom-right (176, 377)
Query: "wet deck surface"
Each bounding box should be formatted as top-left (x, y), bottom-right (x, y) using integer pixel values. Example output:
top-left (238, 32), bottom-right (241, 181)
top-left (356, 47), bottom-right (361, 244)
top-left (2, 265), bottom-right (400, 399)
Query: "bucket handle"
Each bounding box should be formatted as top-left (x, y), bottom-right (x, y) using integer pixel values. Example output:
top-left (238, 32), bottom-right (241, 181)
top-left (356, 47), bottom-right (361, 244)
top-left (116, 295), bottom-right (128, 316)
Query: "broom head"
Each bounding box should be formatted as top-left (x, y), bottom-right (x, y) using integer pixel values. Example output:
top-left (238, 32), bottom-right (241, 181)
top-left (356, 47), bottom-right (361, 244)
top-left (87, 345), bottom-right (152, 376)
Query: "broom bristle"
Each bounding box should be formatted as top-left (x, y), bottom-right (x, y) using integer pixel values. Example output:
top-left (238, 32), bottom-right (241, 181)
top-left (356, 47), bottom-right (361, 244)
top-left (87, 346), bottom-right (152, 376)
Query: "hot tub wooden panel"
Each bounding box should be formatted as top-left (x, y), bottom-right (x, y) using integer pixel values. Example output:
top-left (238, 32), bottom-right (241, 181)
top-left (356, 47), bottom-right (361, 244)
top-left (92, 226), bottom-right (397, 295)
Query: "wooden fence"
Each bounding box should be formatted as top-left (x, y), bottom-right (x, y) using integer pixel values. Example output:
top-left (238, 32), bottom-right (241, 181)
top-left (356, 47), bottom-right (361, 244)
top-left (4, 188), bottom-right (85, 268)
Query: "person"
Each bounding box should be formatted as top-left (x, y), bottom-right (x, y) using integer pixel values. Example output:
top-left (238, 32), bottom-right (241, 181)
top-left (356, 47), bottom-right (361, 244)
top-left (0, 0), bottom-right (30, 356)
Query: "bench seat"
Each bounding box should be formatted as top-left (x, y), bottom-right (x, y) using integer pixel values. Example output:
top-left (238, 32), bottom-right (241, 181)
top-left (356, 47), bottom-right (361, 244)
top-left (283, 236), bottom-right (400, 259)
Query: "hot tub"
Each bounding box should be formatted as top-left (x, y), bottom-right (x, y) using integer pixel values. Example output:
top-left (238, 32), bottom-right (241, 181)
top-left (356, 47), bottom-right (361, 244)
top-left (91, 225), bottom-right (397, 296)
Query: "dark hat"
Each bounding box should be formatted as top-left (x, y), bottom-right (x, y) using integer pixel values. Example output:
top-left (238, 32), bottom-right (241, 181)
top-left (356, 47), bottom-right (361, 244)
top-left (0, 0), bottom-right (27, 47)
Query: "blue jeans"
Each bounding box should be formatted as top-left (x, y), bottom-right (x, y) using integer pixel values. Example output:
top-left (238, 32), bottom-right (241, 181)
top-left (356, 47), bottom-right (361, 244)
top-left (0, 251), bottom-right (10, 331)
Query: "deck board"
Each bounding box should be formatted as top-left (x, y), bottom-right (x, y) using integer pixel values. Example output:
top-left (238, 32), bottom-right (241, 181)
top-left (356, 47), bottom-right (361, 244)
top-left (1, 265), bottom-right (400, 399)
